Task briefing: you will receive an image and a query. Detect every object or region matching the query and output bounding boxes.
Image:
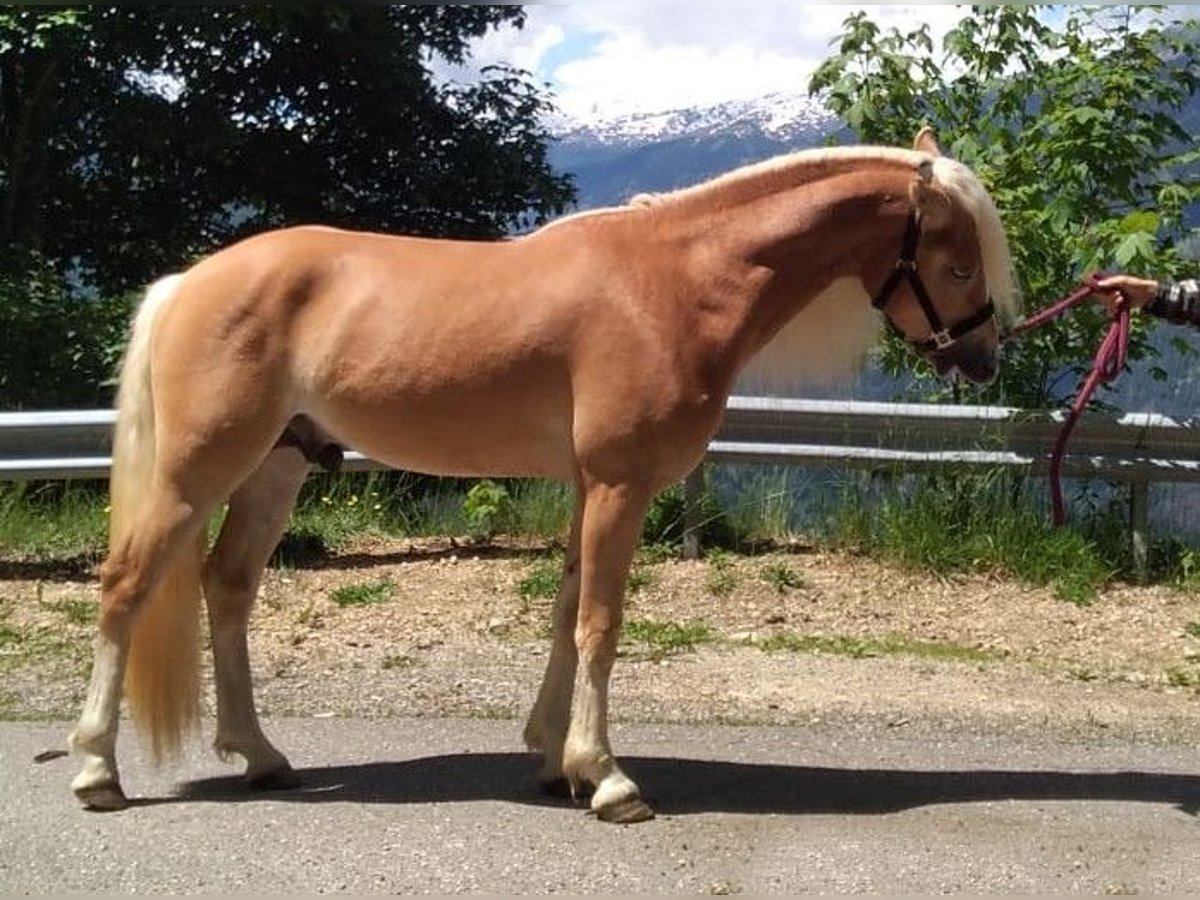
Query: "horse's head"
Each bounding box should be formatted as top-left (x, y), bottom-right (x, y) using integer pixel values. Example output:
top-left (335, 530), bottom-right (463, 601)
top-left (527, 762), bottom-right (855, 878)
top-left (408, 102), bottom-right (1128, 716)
top-left (870, 128), bottom-right (1016, 385)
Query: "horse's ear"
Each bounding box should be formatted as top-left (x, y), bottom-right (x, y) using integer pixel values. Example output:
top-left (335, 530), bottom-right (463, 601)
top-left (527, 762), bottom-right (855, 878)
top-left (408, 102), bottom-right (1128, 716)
top-left (910, 160), bottom-right (951, 225)
top-left (913, 126), bottom-right (941, 156)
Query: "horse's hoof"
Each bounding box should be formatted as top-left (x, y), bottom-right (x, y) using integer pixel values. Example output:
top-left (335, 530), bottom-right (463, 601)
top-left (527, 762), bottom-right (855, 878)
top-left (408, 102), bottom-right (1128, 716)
top-left (246, 765), bottom-right (300, 791)
top-left (75, 782), bottom-right (129, 812)
top-left (594, 795), bottom-right (656, 824)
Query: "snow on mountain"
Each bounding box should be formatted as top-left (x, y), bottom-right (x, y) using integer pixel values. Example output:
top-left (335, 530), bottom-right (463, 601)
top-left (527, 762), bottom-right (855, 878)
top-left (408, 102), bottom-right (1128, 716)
top-left (551, 91), bottom-right (838, 146)
top-left (547, 91), bottom-right (843, 211)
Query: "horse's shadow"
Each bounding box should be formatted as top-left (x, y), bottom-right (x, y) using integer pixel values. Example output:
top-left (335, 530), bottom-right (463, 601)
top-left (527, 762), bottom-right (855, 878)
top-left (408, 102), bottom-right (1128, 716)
top-left (172, 753), bottom-right (1200, 817)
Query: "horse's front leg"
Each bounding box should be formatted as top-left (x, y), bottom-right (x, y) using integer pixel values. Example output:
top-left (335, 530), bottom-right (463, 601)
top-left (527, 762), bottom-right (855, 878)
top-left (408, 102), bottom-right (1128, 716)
top-left (523, 494), bottom-right (583, 789)
top-left (561, 479), bottom-right (654, 823)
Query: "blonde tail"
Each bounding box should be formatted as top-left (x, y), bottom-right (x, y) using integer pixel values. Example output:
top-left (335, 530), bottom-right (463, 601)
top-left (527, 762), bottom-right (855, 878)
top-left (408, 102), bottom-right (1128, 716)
top-left (109, 274), bottom-right (205, 763)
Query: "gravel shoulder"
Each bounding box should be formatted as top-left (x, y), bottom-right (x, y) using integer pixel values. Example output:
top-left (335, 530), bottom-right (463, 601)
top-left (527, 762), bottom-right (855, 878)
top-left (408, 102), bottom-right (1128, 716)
top-left (3, 536), bottom-right (1200, 746)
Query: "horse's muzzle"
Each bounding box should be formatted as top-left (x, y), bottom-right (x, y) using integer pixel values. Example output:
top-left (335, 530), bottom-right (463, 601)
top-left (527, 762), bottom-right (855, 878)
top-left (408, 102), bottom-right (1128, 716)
top-left (929, 338), bottom-right (999, 385)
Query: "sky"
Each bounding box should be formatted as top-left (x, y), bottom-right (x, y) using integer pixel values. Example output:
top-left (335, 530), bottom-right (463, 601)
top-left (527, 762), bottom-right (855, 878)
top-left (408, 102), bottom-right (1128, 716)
top-left (447, 4), bottom-right (1199, 124)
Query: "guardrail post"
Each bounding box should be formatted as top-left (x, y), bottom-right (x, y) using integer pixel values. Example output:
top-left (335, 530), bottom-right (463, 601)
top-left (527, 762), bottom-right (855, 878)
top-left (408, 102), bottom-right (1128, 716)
top-left (682, 466), bottom-right (704, 560)
top-left (1130, 480), bottom-right (1149, 581)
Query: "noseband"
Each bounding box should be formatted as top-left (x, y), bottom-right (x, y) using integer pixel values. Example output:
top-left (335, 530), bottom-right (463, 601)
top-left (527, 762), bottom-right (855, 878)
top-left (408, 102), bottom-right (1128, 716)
top-left (871, 210), bottom-right (996, 353)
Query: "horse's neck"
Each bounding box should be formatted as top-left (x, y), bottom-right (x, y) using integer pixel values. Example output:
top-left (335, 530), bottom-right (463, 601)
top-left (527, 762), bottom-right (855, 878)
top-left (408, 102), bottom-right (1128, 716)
top-left (676, 165), bottom-right (912, 380)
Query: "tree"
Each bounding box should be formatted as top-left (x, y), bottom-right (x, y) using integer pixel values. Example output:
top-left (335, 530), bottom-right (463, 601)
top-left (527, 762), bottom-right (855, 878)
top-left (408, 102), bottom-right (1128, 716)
top-left (810, 5), bottom-right (1200, 409)
top-left (0, 6), bottom-right (574, 407)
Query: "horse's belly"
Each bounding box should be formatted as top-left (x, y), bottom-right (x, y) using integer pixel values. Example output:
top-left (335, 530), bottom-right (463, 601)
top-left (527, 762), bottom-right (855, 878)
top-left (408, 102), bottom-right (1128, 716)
top-left (309, 397), bottom-right (576, 481)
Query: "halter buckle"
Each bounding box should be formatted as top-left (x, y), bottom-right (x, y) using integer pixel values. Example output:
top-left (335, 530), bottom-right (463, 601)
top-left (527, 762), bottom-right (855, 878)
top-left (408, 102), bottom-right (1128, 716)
top-left (930, 329), bottom-right (954, 350)
top-left (895, 258), bottom-right (918, 272)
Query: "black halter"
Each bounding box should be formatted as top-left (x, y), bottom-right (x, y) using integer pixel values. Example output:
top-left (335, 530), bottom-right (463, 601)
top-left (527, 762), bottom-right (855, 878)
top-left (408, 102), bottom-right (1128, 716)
top-left (871, 210), bottom-right (996, 353)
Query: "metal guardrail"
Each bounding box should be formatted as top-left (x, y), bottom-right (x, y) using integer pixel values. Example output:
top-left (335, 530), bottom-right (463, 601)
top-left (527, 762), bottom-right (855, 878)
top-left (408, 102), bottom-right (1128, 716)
top-left (4, 397), bottom-right (1200, 567)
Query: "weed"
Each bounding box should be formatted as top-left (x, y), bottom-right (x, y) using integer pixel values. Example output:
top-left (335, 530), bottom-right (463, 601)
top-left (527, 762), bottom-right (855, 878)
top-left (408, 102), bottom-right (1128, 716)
top-left (1185, 621), bottom-right (1200, 639)
top-left (517, 557), bottom-right (562, 602)
top-left (623, 618), bottom-right (714, 655)
top-left (707, 568), bottom-right (738, 596)
top-left (1165, 666), bottom-right (1200, 688)
top-left (759, 561), bottom-right (806, 593)
top-left (46, 595), bottom-right (95, 626)
top-left (381, 653), bottom-right (416, 670)
top-left (0, 621), bottom-right (20, 648)
top-left (756, 630), bottom-right (996, 663)
top-left (330, 578), bottom-right (394, 607)
top-left (705, 548), bottom-right (739, 597)
top-left (637, 543), bottom-right (679, 565)
top-left (627, 566), bottom-right (656, 594)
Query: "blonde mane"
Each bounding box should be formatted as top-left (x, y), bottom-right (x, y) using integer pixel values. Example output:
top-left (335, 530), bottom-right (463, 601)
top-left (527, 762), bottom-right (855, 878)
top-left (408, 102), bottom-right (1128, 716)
top-left (657, 145), bottom-right (1018, 321)
top-left (708, 145), bottom-right (1019, 393)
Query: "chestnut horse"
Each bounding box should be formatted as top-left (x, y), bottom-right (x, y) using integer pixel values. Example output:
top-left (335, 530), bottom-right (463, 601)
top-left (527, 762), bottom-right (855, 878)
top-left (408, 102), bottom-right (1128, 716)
top-left (69, 128), bottom-right (1015, 822)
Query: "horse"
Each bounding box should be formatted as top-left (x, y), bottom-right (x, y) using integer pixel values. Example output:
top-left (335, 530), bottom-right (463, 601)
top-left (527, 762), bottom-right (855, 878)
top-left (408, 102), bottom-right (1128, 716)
top-left (68, 127), bottom-right (1016, 823)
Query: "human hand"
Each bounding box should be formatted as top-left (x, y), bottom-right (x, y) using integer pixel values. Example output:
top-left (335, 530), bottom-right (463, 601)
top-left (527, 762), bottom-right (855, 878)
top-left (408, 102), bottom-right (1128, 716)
top-left (1089, 274), bottom-right (1159, 314)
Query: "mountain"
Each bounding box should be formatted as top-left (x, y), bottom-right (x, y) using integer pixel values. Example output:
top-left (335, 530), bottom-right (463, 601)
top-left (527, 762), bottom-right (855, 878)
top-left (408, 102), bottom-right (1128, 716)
top-left (545, 89), bottom-right (1199, 408)
top-left (547, 92), bottom-right (842, 210)
top-left (549, 88), bottom-right (1197, 230)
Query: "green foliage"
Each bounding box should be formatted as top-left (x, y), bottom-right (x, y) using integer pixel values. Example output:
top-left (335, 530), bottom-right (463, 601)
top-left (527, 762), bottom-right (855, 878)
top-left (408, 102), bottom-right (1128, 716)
top-left (643, 469), bottom-right (735, 549)
top-left (0, 263), bottom-right (134, 409)
top-left (1, 7), bottom-right (573, 294)
top-left (461, 479), bottom-right (513, 539)
top-left (810, 6), bottom-right (1200, 409)
top-left (329, 577), bottom-right (394, 608)
top-left (0, 7), bottom-right (574, 409)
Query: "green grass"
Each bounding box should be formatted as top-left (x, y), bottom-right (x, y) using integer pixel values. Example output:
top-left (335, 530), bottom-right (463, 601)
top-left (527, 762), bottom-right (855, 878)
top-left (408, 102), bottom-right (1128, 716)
top-left (1185, 621), bottom-right (1200, 639)
top-left (722, 470), bottom-right (800, 544)
top-left (756, 630), bottom-right (997, 663)
top-left (0, 483), bottom-right (108, 561)
top-left (622, 618), bottom-right (715, 656)
top-left (329, 577), bottom-right (395, 607)
top-left (826, 470), bottom-right (1118, 604)
top-left (0, 463), bottom-right (1189, 614)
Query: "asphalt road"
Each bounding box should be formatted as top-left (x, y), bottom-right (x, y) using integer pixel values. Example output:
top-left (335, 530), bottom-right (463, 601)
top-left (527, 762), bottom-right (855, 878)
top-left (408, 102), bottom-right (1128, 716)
top-left (3, 716), bottom-right (1199, 894)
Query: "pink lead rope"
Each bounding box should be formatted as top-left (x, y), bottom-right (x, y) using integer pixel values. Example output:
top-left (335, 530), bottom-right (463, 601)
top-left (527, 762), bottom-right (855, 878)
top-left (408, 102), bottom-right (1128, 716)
top-left (1000, 272), bottom-right (1130, 525)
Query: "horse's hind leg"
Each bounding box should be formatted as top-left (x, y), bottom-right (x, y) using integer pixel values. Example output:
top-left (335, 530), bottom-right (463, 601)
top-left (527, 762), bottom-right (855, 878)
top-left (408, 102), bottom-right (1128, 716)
top-left (202, 446), bottom-right (309, 788)
top-left (70, 488), bottom-right (214, 810)
top-left (523, 492), bottom-right (584, 788)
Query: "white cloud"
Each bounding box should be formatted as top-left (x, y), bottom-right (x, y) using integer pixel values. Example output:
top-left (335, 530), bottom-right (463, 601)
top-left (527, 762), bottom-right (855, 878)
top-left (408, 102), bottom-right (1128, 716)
top-left (474, 5), bottom-right (972, 121)
top-left (452, 4), bottom-right (1198, 123)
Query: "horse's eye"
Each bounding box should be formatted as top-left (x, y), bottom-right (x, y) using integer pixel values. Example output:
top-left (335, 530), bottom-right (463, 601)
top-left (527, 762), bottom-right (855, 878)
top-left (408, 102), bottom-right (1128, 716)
top-left (950, 266), bottom-right (974, 282)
